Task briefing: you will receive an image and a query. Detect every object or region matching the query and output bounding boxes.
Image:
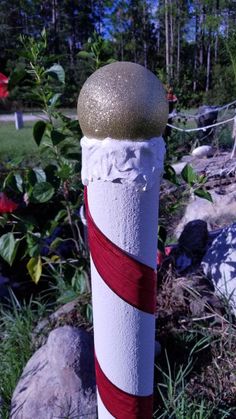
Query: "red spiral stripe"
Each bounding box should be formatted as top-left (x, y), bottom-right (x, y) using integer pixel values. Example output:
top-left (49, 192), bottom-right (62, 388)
top-left (84, 187), bottom-right (157, 315)
top-left (84, 187), bottom-right (156, 418)
top-left (95, 356), bottom-right (153, 419)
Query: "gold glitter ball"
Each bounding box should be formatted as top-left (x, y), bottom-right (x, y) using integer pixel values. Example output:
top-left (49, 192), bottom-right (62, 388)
top-left (77, 61), bottom-right (168, 140)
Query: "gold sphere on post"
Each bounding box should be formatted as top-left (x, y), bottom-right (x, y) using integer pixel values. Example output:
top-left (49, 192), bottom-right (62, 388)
top-left (77, 61), bottom-right (168, 140)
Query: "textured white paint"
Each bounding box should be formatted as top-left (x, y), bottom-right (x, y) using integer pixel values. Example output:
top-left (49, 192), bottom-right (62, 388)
top-left (97, 391), bottom-right (114, 418)
top-left (83, 137), bottom-right (165, 416)
top-left (88, 180), bottom-right (160, 268)
top-left (91, 260), bottom-right (156, 395)
top-left (81, 136), bottom-right (165, 191)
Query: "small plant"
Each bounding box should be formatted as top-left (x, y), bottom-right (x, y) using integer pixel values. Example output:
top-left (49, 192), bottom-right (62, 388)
top-left (0, 293), bottom-right (47, 418)
top-left (77, 31), bottom-right (115, 72)
top-left (0, 31), bottom-right (90, 304)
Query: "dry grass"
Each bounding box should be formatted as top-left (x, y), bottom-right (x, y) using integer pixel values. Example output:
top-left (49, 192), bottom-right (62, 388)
top-left (154, 261), bottom-right (236, 417)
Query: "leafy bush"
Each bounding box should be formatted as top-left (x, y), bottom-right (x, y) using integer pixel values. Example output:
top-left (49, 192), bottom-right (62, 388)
top-left (0, 31), bottom-right (89, 303)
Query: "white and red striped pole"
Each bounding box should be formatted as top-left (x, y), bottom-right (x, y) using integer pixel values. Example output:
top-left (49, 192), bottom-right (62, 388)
top-left (78, 62), bottom-right (168, 418)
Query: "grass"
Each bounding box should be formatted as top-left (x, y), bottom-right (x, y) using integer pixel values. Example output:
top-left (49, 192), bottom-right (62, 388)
top-left (0, 293), bottom-right (47, 419)
top-left (155, 264), bottom-right (236, 418)
top-left (0, 122), bottom-right (39, 161)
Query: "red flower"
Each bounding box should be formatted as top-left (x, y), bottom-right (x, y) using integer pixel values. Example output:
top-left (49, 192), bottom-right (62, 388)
top-left (0, 72), bottom-right (9, 98)
top-left (0, 193), bottom-right (19, 213)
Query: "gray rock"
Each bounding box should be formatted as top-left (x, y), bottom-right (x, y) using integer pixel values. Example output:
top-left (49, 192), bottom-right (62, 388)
top-left (175, 182), bottom-right (236, 237)
top-left (169, 220), bottom-right (208, 273)
top-left (10, 326), bottom-right (97, 419)
top-left (171, 162), bottom-right (187, 175)
top-left (201, 223), bottom-right (236, 314)
top-left (191, 145), bottom-right (214, 158)
top-left (178, 220), bottom-right (208, 258)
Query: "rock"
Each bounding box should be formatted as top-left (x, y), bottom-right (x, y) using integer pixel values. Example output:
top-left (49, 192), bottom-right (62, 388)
top-left (32, 298), bottom-right (81, 349)
top-left (10, 326), bottom-right (97, 419)
top-left (191, 145), bottom-right (214, 158)
top-left (178, 220), bottom-right (208, 257)
top-left (195, 105), bottom-right (218, 142)
top-left (201, 223), bottom-right (236, 314)
top-left (171, 161), bottom-right (187, 175)
top-left (175, 182), bottom-right (236, 237)
top-left (169, 220), bottom-right (208, 273)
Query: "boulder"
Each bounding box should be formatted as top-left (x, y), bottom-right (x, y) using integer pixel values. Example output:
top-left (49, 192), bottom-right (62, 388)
top-left (171, 161), bottom-right (187, 175)
top-left (195, 105), bottom-right (218, 143)
top-left (178, 219), bottom-right (208, 257)
top-left (169, 220), bottom-right (208, 273)
top-left (191, 145), bottom-right (214, 158)
top-left (201, 223), bottom-right (236, 314)
top-left (10, 326), bottom-right (97, 419)
top-left (175, 182), bottom-right (236, 237)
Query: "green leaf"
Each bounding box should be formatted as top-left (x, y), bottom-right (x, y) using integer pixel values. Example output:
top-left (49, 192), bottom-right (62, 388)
top-left (27, 169), bottom-right (37, 187)
top-left (64, 152), bottom-right (81, 160)
top-left (181, 164), bottom-right (197, 185)
top-left (163, 164), bottom-right (180, 185)
top-left (46, 64), bottom-right (65, 84)
top-left (26, 233), bottom-right (41, 257)
top-left (32, 182), bottom-right (54, 203)
top-left (8, 68), bottom-right (26, 90)
top-left (44, 165), bottom-right (60, 189)
top-left (54, 209), bottom-right (67, 223)
top-left (27, 256), bottom-right (42, 284)
top-left (3, 173), bottom-right (18, 193)
top-left (57, 290), bottom-right (77, 304)
top-left (51, 129), bottom-right (67, 146)
top-left (32, 168), bottom-right (46, 183)
top-left (86, 303), bottom-right (93, 323)
top-left (14, 173), bottom-right (24, 193)
top-left (194, 188), bottom-right (213, 202)
top-left (3, 172), bottom-right (23, 194)
top-left (106, 58), bottom-right (117, 65)
top-left (8, 156), bottom-right (24, 167)
top-left (50, 237), bottom-right (63, 250)
top-left (49, 93), bottom-right (62, 107)
top-left (33, 120), bottom-right (47, 146)
top-left (0, 233), bottom-right (19, 266)
top-left (57, 164), bottom-right (72, 180)
top-left (41, 27), bottom-right (46, 40)
top-left (72, 272), bottom-right (87, 294)
top-left (66, 119), bottom-right (82, 135)
top-left (77, 51), bottom-right (94, 59)
top-left (0, 215), bottom-right (8, 229)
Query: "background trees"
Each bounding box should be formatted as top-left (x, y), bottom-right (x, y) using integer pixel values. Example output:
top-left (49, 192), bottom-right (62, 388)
top-left (1, 0), bottom-right (236, 108)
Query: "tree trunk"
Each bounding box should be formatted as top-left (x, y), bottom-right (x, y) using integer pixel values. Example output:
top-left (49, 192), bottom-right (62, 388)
top-left (165, 0), bottom-right (170, 83)
top-left (143, 2), bottom-right (147, 67)
top-left (193, 3), bottom-right (199, 92)
top-left (206, 40), bottom-right (211, 91)
top-left (214, 0), bottom-right (219, 63)
top-left (176, 3), bottom-right (180, 83)
top-left (169, 0), bottom-right (174, 80)
top-left (199, 4), bottom-right (204, 67)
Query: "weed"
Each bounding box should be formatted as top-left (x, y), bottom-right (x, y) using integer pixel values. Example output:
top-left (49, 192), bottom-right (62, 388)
top-left (0, 292), bottom-right (47, 418)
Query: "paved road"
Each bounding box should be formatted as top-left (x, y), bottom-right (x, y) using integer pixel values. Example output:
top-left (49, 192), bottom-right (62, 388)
top-left (0, 113), bottom-right (77, 122)
top-left (0, 113), bottom-right (45, 122)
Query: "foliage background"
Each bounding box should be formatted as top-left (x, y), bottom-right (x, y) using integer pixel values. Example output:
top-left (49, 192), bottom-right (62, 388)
top-left (1, 0), bottom-right (236, 109)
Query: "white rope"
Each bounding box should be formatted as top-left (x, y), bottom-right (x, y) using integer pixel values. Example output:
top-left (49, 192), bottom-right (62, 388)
top-left (171, 99), bottom-right (236, 120)
top-left (167, 116), bottom-right (235, 132)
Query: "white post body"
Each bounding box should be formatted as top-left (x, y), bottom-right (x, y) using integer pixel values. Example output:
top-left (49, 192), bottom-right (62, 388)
top-left (78, 61), bottom-right (168, 419)
top-left (81, 136), bottom-right (165, 418)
